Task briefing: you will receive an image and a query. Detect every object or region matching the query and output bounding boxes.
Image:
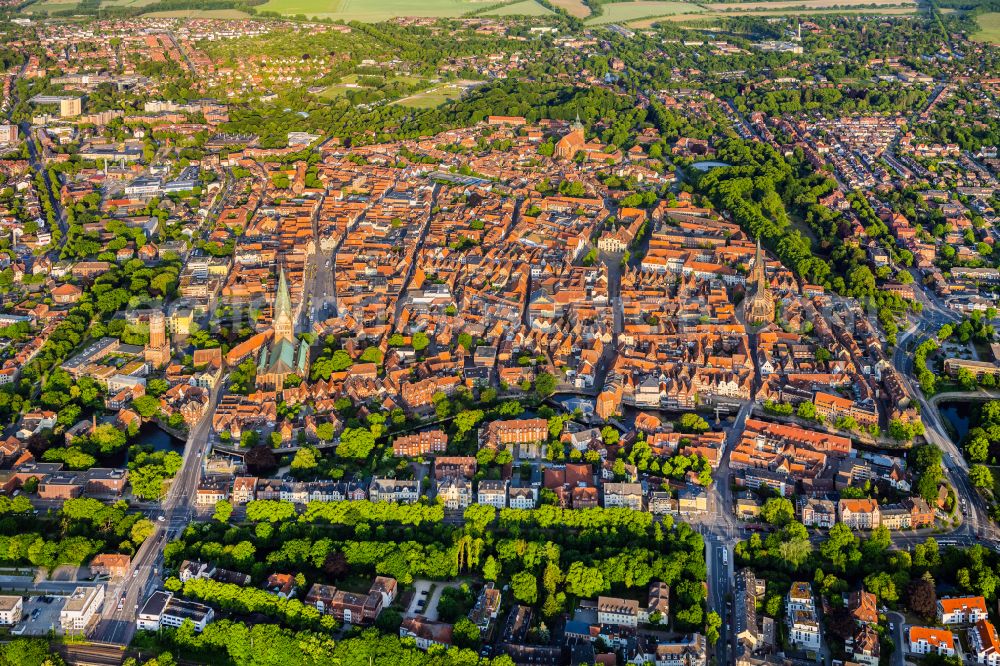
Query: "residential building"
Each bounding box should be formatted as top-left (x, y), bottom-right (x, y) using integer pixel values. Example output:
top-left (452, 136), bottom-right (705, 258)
top-left (849, 590), bottom-right (878, 625)
top-left (393, 430), bottom-right (447, 456)
top-left (652, 634), bottom-right (707, 666)
top-left (231, 476), bottom-right (258, 504)
top-left (0, 595), bottom-right (22, 625)
top-left (508, 486), bottom-right (536, 509)
top-left (480, 418), bottom-right (548, 450)
top-left (437, 476), bottom-right (472, 510)
top-left (852, 625), bottom-right (880, 666)
top-left (178, 560), bottom-right (215, 583)
top-left (969, 619), bottom-right (1000, 666)
top-left (195, 476), bottom-right (230, 505)
top-left (469, 582), bottom-right (502, 632)
top-left (735, 568), bottom-right (766, 651)
top-left (400, 617), bottom-right (454, 651)
top-left (477, 479), bottom-right (508, 508)
top-left (938, 596), bottom-right (989, 624)
top-left (369, 478), bottom-right (419, 503)
top-left (678, 485), bottom-right (708, 514)
top-left (137, 590), bottom-right (214, 633)
top-left (786, 582), bottom-right (821, 651)
top-left (838, 498), bottom-right (880, 529)
top-left (603, 482), bottom-right (643, 510)
top-left (800, 497), bottom-right (837, 528)
top-left (265, 573), bottom-right (296, 599)
top-left (647, 582), bottom-right (670, 624)
top-left (90, 554), bottom-right (130, 579)
top-left (328, 589), bottom-right (382, 625)
top-left (908, 626), bottom-right (956, 656)
top-left (597, 596), bottom-right (640, 627)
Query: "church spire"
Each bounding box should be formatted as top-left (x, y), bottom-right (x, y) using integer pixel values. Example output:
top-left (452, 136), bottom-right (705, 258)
top-left (753, 237), bottom-right (768, 291)
top-left (273, 265), bottom-right (294, 343)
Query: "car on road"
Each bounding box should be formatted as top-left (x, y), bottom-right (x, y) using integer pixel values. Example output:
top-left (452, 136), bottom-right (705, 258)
top-left (889, 623), bottom-right (894, 632)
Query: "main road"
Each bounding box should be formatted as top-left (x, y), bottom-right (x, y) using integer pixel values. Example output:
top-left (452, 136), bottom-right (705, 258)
top-left (893, 281), bottom-right (996, 542)
top-left (92, 378), bottom-right (227, 646)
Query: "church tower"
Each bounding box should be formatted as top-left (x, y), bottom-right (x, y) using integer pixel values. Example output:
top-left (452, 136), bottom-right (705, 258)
top-left (273, 267), bottom-right (294, 344)
top-left (555, 112), bottom-right (586, 160)
top-left (744, 237), bottom-right (776, 326)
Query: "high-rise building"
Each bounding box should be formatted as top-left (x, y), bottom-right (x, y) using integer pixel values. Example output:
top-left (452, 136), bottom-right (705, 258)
top-left (0, 125), bottom-right (17, 144)
top-left (144, 310), bottom-right (172, 368)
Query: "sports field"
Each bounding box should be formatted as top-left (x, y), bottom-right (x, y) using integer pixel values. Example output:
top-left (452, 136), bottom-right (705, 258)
top-left (393, 81), bottom-right (479, 108)
top-left (258, 0), bottom-right (482, 20)
top-left (320, 73), bottom-right (427, 100)
top-left (972, 12), bottom-right (1000, 45)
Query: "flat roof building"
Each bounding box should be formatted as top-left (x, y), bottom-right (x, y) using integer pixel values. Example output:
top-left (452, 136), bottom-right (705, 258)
top-left (60, 586), bottom-right (105, 635)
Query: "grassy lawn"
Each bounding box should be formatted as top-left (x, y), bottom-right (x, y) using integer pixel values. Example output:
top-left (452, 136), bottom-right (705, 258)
top-left (258, 0), bottom-right (479, 20)
top-left (585, 1), bottom-right (702, 24)
top-left (973, 12), bottom-right (1000, 45)
top-left (485, 0), bottom-right (554, 15)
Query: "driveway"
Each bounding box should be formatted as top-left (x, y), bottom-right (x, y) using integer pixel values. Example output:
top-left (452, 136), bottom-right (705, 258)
top-left (886, 611), bottom-right (906, 666)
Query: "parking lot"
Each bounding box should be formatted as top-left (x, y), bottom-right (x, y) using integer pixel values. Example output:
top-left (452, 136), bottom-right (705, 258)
top-left (13, 596), bottom-right (64, 636)
top-left (404, 580), bottom-right (456, 621)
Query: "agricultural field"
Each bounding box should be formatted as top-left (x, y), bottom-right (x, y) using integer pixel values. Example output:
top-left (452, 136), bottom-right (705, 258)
top-left (585, 0), bottom-right (702, 24)
top-left (142, 8), bottom-right (250, 16)
top-left (484, 0), bottom-right (554, 15)
top-left (658, 5), bottom-right (916, 21)
top-left (623, 0), bottom-right (917, 25)
top-left (972, 12), bottom-right (1000, 44)
top-left (258, 0), bottom-right (482, 20)
top-left (701, 0), bottom-right (914, 10)
top-left (550, 0), bottom-right (591, 17)
top-left (26, 0), bottom-right (157, 11)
